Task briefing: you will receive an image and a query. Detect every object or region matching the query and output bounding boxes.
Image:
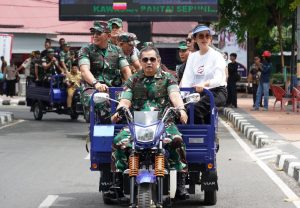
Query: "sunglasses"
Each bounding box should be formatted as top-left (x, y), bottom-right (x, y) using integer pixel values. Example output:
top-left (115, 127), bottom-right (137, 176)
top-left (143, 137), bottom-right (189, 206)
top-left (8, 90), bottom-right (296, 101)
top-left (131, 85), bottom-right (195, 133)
top-left (197, 33), bottom-right (211, 39)
top-left (186, 38), bottom-right (192, 42)
top-left (141, 57), bottom-right (157, 63)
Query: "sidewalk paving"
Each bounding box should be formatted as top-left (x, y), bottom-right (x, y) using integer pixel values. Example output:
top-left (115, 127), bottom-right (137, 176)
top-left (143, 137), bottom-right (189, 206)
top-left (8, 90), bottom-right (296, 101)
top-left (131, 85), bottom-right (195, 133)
top-left (0, 95), bottom-right (26, 105)
top-left (224, 93), bottom-right (300, 184)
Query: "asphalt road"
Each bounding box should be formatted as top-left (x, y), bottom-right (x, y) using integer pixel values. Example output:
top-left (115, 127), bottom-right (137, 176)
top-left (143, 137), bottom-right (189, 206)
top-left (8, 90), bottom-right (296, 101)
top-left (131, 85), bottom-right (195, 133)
top-left (0, 106), bottom-right (300, 208)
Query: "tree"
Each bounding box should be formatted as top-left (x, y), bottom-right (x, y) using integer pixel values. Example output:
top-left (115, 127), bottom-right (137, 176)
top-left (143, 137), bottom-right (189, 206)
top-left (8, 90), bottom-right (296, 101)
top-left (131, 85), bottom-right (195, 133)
top-left (219, 0), bottom-right (295, 70)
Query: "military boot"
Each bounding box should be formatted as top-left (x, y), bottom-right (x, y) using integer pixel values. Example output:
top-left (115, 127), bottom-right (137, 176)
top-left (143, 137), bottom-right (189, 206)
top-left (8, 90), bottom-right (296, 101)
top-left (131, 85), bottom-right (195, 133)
top-left (175, 172), bottom-right (190, 200)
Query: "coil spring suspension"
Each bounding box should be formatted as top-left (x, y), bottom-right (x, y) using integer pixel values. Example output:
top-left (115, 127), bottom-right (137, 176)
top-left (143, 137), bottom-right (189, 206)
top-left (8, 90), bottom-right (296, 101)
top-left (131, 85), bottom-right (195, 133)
top-left (155, 154), bottom-right (165, 177)
top-left (129, 154), bottom-right (139, 177)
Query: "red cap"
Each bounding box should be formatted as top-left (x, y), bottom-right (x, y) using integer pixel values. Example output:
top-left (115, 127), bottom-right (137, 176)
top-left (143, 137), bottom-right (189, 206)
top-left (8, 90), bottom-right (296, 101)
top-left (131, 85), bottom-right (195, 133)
top-left (262, 50), bottom-right (271, 57)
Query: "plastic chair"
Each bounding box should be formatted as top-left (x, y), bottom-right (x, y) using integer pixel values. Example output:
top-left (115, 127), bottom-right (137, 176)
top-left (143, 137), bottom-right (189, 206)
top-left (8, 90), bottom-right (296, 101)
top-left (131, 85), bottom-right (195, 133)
top-left (270, 85), bottom-right (292, 111)
top-left (292, 87), bottom-right (300, 112)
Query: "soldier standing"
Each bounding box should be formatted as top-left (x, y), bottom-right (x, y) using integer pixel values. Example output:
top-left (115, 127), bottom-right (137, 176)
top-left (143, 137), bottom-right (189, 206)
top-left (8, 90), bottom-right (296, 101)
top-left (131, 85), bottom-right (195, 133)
top-left (59, 42), bottom-right (72, 73)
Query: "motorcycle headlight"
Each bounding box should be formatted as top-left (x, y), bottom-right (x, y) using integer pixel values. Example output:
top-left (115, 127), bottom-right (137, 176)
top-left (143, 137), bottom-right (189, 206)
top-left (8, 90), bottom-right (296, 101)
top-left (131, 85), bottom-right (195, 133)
top-left (135, 125), bottom-right (157, 143)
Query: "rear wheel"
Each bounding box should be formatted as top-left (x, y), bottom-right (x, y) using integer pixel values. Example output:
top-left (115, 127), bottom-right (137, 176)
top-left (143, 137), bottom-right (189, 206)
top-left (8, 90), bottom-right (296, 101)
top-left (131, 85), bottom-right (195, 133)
top-left (33, 102), bottom-right (43, 120)
top-left (84, 107), bottom-right (90, 123)
top-left (138, 183), bottom-right (152, 208)
top-left (70, 100), bottom-right (79, 120)
top-left (204, 190), bottom-right (217, 205)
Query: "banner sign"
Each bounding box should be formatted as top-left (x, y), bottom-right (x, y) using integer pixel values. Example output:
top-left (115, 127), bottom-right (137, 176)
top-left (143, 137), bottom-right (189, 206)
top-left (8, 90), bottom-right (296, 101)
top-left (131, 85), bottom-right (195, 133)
top-left (0, 34), bottom-right (13, 66)
top-left (59, 0), bottom-right (219, 21)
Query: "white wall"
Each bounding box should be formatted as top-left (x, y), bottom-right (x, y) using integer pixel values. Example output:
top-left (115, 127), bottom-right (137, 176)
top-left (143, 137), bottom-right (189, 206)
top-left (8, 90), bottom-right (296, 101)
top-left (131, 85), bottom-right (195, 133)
top-left (11, 33), bottom-right (56, 53)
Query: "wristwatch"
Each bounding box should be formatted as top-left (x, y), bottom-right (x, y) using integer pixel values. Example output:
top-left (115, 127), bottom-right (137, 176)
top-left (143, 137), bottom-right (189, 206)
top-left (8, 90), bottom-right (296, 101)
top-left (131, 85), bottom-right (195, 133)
top-left (92, 79), bottom-right (99, 87)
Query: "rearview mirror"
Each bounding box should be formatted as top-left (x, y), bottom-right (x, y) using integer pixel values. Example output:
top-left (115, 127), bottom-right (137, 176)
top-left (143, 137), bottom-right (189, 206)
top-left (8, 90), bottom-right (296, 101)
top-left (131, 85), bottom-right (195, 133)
top-left (185, 93), bottom-right (200, 104)
top-left (93, 92), bottom-right (109, 104)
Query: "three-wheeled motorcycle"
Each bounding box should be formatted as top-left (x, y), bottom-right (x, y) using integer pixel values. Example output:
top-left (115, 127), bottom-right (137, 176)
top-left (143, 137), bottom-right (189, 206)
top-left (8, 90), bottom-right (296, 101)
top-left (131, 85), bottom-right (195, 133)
top-left (26, 74), bottom-right (84, 120)
top-left (88, 87), bottom-right (218, 207)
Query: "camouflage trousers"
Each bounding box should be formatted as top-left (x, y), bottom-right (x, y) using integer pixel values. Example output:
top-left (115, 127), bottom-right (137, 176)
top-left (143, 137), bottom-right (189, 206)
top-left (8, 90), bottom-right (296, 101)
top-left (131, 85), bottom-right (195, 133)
top-left (80, 87), bottom-right (111, 124)
top-left (111, 123), bottom-right (188, 173)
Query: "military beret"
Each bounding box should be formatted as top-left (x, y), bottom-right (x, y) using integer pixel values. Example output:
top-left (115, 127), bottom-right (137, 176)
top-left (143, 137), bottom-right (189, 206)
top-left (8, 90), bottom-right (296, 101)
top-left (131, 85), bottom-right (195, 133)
top-left (63, 42), bottom-right (70, 47)
top-left (108, 18), bottom-right (123, 30)
top-left (90, 21), bottom-right (110, 33)
top-left (47, 48), bottom-right (55, 54)
top-left (118, 32), bottom-right (140, 46)
top-left (178, 41), bottom-right (188, 50)
top-left (142, 42), bottom-right (155, 48)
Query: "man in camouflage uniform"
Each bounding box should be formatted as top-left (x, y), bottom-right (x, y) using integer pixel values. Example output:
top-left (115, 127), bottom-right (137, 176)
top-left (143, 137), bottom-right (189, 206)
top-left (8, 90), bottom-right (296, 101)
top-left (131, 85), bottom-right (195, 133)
top-left (108, 18), bottom-right (123, 45)
top-left (41, 48), bottom-right (62, 86)
top-left (78, 21), bottom-right (131, 123)
top-left (117, 32), bottom-right (142, 73)
top-left (107, 46), bottom-right (190, 200)
top-left (175, 41), bottom-right (190, 84)
top-left (59, 42), bottom-right (72, 73)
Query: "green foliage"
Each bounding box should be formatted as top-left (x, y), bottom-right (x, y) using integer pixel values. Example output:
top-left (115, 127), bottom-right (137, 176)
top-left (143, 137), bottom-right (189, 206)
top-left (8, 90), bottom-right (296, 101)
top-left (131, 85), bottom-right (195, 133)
top-left (271, 73), bottom-right (284, 84)
top-left (219, 0), bottom-right (294, 41)
top-left (290, 0), bottom-right (300, 10)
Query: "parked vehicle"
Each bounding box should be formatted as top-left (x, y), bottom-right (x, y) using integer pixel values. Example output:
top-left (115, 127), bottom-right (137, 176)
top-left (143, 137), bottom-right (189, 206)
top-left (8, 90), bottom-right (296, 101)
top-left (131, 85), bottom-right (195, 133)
top-left (26, 75), bottom-right (83, 120)
top-left (89, 87), bottom-right (218, 207)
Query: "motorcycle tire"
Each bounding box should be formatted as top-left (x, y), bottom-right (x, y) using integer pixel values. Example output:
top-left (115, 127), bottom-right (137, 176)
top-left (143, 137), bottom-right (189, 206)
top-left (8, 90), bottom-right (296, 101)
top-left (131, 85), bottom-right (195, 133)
top-left (204, 190), bottom-right (217, 205)
top-left (137, 183), bottom-right (152, 208)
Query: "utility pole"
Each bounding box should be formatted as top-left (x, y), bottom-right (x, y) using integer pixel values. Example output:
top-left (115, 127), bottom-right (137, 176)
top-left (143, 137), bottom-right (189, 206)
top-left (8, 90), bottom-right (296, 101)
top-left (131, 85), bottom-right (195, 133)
top-left (291, 9), bottom-right (296, 94)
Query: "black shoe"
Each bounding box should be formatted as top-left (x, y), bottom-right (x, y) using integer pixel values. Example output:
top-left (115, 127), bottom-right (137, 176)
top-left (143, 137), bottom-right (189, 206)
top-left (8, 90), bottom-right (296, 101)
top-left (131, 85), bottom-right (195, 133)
top-left (175, 172), bottom-right (190, 200)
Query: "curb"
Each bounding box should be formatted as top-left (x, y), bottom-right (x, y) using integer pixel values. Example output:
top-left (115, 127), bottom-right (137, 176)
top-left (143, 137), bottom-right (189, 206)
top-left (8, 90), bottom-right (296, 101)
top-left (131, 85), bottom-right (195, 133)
top-left (0, 99), bottom-right (26, 106)
top-left (223, 108), bottom-right (272, 149)
top-left (276, 154), bottom-right (300, 183)
top-left (223, 107), bottom-right (300, 185)
top-left (0, 112), bottom-right (14, 126)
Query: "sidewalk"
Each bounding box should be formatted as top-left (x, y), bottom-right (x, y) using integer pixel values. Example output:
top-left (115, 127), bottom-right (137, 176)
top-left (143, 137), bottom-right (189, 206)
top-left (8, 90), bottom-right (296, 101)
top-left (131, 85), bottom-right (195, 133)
top-left (224, 93), bottom-right (300, 184)
top-left (0, 95), bottom-right (26, 105)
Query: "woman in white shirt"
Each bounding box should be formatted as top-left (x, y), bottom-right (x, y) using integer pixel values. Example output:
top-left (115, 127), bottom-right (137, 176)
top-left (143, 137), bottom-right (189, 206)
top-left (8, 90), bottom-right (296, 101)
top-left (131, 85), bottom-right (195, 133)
top-left (181, 24), bottom-right (227, 124)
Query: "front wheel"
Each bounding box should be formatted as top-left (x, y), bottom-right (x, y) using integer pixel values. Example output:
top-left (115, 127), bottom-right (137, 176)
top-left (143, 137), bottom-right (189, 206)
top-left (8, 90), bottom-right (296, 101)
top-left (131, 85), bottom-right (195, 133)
top-left (204, 190), bottom-right (217, 205)
top-left (33, 102), bottom-right (43, 120)
top-left (138, 183), bottom-right (152, 208)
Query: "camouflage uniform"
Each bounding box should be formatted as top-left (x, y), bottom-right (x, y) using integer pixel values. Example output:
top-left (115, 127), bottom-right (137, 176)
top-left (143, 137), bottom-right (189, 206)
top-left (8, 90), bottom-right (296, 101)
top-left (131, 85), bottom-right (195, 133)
top-left (41, 48), bottom-right (60, 77)
top-left (118, 32), bottom-right (140, 73)
top-left (175, 41), bottom-right (189, 83)
top-left (112, 68), bottom-right (188, 173)
top-left (78, 22), bottom-right (129, 123)
top-left (59, 50), bottom-right (72, 72)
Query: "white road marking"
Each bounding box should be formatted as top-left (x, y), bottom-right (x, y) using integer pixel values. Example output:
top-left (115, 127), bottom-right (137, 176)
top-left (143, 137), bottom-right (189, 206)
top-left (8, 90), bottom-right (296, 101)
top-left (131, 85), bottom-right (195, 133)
top-left (0, 119), bottom-right (25, 130)
top-left (252, 147), bottom-right (278, 153)
top-left (85, 153), bottom-right (90, 160)
top-left (220, 119), bottom-right (300, 207)
top-left (255, 150), bottom-right (282, 157)
top-left (38, 195), bottom-right (58, 208)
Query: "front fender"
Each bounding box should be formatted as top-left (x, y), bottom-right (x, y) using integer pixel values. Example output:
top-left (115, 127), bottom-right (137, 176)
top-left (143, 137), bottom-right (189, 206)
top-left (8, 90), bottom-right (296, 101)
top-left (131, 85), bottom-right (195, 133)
top-left (136, 170), bottom-right (156, 184)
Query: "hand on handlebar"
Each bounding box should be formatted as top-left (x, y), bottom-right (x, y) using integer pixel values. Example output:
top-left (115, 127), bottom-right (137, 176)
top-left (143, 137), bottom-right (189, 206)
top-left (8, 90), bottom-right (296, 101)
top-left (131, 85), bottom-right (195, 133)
top-left (179, 109), bottom-right (188, 124)
top-left (94, 82), bottom-right (108, 92)
top-left (111, 112), bottom-right (122, 123)
top-left (193, 83), bottom-right (205, 93)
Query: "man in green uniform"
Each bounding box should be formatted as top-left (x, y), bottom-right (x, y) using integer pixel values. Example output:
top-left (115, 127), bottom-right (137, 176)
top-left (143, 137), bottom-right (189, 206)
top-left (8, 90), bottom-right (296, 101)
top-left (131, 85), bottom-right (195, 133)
top-left (41, 48), bottom-right (62, 86)
top-left (108, 18), bottom-right (123, 45)
top-left (106, 46), bottom-right (190, 200)
top-left (78, 21), bottom-right (132, 123)
top-left (59, 42), bottom-right (72, 73)
top-left (117, 32), bottom-right (142, 73)
top-left (175, 41), bottom-right (190, 84)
